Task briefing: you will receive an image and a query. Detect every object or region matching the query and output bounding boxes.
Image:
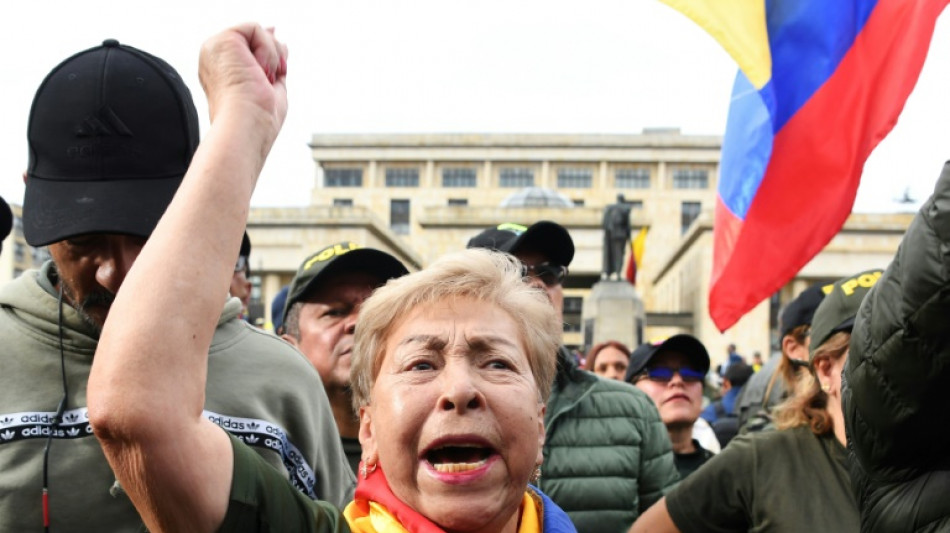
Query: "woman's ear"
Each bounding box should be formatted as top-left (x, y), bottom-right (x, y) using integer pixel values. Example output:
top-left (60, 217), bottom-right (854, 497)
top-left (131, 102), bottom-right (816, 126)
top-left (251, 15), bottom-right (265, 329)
top-left (358, 405), bottom-right (377, 458)
top-left (814, 357), bottom-right (833, 390)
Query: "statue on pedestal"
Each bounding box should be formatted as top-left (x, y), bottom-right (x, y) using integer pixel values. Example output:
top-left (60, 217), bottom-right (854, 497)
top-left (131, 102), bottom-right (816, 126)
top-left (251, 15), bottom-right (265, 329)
top-left (602, 194), bottom-right (632, 280)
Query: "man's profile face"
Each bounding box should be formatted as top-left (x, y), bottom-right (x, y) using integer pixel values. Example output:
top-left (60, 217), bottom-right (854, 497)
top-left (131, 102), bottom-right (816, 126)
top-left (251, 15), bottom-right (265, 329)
top-left (230, 263), bottom-right (252, 308)
top-left (513, 249), bottom-right (564, 319)
top-left (283, 271), bottom-right (383, 393)
top-left (47, 233), bottom-right (147, 332)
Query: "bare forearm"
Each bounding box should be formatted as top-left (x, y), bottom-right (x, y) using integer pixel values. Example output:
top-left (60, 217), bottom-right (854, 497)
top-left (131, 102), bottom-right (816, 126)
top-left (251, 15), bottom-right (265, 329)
top-left (88, 23), bottom-right (288, 532)
top-left (630, 498), bottom-right (681, 533)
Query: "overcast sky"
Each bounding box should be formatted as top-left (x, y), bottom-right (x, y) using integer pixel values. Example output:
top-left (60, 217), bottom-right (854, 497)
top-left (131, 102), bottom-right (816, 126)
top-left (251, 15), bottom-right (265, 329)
top-left (3, 1), bottom-right (949, 212)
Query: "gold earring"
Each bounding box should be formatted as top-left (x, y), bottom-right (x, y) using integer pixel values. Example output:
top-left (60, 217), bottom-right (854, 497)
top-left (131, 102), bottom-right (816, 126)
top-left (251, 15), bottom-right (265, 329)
top-left (360, 460), bottom-right (377, 480)
top-left (821, 383), bottom-right (831, 392)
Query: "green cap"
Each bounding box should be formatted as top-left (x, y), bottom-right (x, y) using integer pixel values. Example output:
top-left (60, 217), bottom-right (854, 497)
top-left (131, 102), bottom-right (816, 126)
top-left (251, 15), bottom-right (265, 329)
top-left (808, 269), bottom-right (883, 362)
top-left (282, 242), bottom-right (409, 322)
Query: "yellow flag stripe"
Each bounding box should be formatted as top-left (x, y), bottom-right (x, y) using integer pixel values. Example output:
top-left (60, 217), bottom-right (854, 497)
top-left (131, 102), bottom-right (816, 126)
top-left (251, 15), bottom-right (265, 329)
top-left (659, 0), bottom-right (772, 89)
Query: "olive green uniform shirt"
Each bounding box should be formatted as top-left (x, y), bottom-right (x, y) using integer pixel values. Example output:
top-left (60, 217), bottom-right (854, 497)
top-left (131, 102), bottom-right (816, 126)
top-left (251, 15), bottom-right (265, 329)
top-left (666, 425), bottom-right (859, 533)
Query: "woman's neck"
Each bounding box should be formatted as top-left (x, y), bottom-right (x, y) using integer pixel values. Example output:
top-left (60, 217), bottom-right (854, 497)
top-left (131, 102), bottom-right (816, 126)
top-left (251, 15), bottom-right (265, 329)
top-left (828, 396), bottom-right (847, 446)
top-left (668, 425), bottom-right (696, 454)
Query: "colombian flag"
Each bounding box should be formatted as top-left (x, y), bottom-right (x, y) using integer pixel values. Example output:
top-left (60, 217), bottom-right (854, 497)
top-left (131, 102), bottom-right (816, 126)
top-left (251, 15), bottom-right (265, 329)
top-left (625, 227), bottom-right (648, 285)
top-left (661, 0), bottom-right (949, 331)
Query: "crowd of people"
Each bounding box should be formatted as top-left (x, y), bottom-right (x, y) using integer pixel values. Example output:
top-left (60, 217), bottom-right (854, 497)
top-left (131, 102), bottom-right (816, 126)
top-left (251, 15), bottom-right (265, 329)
top-left (0, 21), bottom-right (945, 533)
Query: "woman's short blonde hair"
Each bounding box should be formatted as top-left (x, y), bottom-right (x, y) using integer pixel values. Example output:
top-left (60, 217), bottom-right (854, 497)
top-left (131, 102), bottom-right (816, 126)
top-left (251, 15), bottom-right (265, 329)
top-left (774, 331), bottom-right (850, 435)
top-left (350, 248), bottom-right (561, 410)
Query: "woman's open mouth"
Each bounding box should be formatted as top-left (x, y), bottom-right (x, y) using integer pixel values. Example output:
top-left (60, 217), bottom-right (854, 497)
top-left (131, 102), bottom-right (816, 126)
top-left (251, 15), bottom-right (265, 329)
top-left (425, 443), bottom-right (495, 473)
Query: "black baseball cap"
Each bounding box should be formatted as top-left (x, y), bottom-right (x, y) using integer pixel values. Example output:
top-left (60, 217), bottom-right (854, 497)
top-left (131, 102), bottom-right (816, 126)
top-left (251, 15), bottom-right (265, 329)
top-left (24, 39), bottom-right (199, 246)
top-left (466, 221), bottom-right (575, 267)
top-left (240, 232), bottom-right (251, 259)
top-left (283, 242), bottom-right (409, 320)
top-left (0, 196), bottom-right (12, 244)
top-left (779, 282), bottom-right (831, 337)
top-left (624, 334), bottom-right (711, 383)
top-left (724, 362), bottom-right (754, 388)
top-left (809, 269), bottom-right (883, 363)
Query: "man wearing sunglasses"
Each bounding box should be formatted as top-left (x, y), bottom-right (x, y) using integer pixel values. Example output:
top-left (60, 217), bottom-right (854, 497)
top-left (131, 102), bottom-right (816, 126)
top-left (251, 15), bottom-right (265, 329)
top-left (626, 334), bottom-right (715, 480)
top-left (468, 221), bottom-right (679, 532)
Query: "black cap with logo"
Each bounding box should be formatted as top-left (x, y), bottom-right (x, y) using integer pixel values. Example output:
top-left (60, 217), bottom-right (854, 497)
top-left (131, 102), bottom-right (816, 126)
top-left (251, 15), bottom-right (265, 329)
top-left (24, 39), bottom-right (200, 246)
top-left (808, 269), bottom-right (883, 363)
top-left (282, 242), bottom-right (409, 321)
top-left (466, 221), bottom-right (575, 267)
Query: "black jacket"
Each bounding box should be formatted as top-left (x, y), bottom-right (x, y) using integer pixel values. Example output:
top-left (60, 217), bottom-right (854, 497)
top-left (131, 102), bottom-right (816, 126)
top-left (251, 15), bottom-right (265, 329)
top-left (844, 161), bottom-right (950, 532)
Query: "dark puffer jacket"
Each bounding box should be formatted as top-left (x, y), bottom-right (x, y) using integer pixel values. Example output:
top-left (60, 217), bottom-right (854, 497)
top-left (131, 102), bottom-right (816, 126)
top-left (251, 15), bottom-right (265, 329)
top-left (844, 161), bottom-right (950, 532)
top-left (537, 347), bottom-right (679, 532)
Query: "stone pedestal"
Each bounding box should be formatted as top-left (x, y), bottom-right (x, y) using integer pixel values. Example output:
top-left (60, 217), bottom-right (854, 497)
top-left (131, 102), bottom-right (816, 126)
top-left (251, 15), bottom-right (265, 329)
top-left (582, 280), bottom-right (645, 353)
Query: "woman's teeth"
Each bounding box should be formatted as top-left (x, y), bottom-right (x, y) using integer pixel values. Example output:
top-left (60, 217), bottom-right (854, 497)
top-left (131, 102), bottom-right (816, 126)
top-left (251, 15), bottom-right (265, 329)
top-left (432, 457), bottom-right (489, 473)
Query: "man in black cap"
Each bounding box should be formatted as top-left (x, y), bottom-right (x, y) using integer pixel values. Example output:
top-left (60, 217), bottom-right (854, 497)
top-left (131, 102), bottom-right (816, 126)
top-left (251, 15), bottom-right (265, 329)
top-left (230, 232), bottom-right (253, 320)
top-left (280, 241), bottom-right (408, 475)
top-left (734, 282), bottom-right (829, 433)
top-left (626, 334), bottom-right (715, 479)
top-left (0, 37), bottom-right (353, 531)
top-left (468, 221), bottom-right (679, 532)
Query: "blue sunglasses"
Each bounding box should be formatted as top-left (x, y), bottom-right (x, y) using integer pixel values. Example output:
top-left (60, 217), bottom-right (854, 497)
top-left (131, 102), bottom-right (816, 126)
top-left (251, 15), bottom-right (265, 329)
top-left (641, 366), bottom-right (705, 383)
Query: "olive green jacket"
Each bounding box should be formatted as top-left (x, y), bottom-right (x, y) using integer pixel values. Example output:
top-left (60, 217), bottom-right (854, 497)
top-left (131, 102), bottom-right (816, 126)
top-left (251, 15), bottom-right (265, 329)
top-left (537, 347), bottom-right (679, 532)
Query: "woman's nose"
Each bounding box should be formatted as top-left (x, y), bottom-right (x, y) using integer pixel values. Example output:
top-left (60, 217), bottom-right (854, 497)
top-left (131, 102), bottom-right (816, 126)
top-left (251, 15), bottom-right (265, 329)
top-left (437, 364), bottom-right (485, 413)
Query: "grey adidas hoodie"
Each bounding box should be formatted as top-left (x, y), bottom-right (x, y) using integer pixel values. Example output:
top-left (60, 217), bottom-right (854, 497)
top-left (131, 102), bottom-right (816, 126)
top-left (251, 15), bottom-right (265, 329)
top-left (0, 263), bottom-right (355, 532)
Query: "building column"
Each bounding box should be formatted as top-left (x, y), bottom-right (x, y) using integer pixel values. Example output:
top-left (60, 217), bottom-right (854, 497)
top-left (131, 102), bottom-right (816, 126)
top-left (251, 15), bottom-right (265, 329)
top-left (368, 160), bottom-right (378, 188)
top-left (425, 160), bottom-right (435, 187)
top-left (263, 273), bottom-right (283, 330)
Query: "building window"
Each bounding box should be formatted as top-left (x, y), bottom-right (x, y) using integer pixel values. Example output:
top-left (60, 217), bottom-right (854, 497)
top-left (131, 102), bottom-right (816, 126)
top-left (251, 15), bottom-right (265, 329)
top-left (442, 167), bottom-right (477, 188)
top-left (325, 168), bottom-right (363, 187)
top-left (32, 247), bottom-right (50, 267)
top-left (572, 199), bottom-right (585, 207)
top-left (681, 201), bottom-right (701, 234)
top-left (14, 243), bottom-right (24, 263)
top-left (563, 296), bottom-right (583, 313)
top-left (499, 167), bottom-right (535, 188)
top-left (385, 168), bottom-right (419, 187)
top-left (672, 168), bottom-right (709, 189)
top-left (332, 198), bottom-right (353, 207)
top-left (391, 199), bottom-right (410, 235)
top-left (616, 168), bottom-right (651, 189)
top-left (448, 198), bottom-right (468, 206)
top-left (557, 167), bottom-right (593, 188)
top-left (563, 296), bottom-right (583, 333)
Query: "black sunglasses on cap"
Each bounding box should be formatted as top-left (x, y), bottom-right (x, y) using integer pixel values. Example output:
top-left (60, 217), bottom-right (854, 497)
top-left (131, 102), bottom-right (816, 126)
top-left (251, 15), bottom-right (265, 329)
top-left (521, 262), bottom-right (568, 287)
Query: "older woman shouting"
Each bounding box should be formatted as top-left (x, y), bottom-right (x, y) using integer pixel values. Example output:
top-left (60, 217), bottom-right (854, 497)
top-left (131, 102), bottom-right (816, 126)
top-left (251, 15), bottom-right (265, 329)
top-left (86, 25), bottom-right (575, 533)
top-left (343, 249), bottom-right (568, 532)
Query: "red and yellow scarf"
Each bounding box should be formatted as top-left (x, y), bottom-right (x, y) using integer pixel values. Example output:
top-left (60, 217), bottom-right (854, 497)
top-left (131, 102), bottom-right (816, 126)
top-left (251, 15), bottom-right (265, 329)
top-left (343, 465), bottom-right (542, 533)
